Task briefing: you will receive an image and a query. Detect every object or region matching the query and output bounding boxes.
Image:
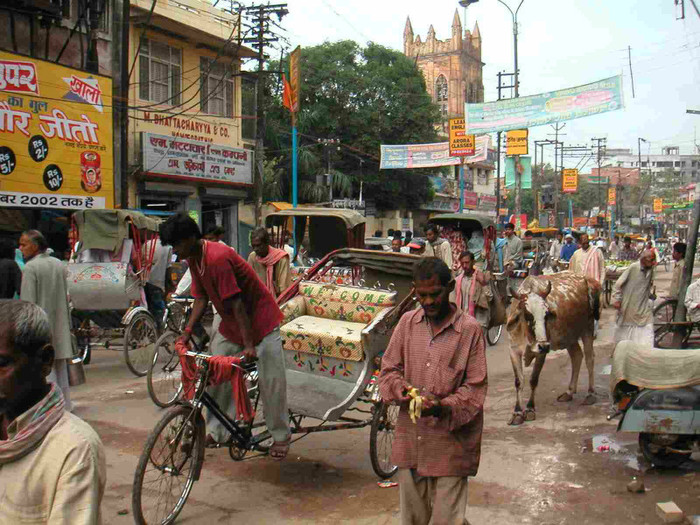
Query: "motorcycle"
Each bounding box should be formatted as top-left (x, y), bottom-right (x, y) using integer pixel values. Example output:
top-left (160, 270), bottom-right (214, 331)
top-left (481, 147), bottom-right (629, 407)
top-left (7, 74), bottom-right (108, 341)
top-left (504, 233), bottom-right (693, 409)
top-left (609, 381), bottom-right (700, 467)
top-left (609, 341), bottom-right (700, 468)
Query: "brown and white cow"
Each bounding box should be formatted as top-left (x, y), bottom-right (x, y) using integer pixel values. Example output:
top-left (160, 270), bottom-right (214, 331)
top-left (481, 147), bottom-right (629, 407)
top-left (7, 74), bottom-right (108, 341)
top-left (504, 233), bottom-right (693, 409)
top-left (506, 273), bottom-right (601, 425)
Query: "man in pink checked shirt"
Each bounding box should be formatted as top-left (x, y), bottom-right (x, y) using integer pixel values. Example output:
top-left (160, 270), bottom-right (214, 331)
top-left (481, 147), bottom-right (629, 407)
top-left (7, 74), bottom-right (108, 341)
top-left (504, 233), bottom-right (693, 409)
top-left (379, 257), bottom-right (487, 525)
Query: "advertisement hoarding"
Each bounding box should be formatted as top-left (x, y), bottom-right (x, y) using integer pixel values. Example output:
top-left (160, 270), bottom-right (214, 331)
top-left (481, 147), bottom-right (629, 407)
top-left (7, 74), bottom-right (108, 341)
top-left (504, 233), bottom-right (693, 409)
top-left (465, 75), bottom-right (624, 134)
top-left (289, 46), bottom-right (301, 112)
top-left (142, 133), bottom-right (253, 186)
top-left (608, 187), bottom-right (616, 205)
top-left (506, 129), bottom-right (528, 156)
top-left (0, 51), bottom-right (113, 209)
top-left (380, 136), bottom-right (490, 169)
top-left (562, 169), bottom-right (578, 194)
top-left (448, 118), bottom-right (475, 156)
top-left (653, 198), bottom-right (663, 213)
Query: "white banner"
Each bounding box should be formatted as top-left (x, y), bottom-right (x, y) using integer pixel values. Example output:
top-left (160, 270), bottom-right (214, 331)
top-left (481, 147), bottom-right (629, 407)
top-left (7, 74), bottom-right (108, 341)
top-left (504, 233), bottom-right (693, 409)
top-left (142, 133), bottom-right (253, 186)
top-left (0, 191), bottom-right (105, 209)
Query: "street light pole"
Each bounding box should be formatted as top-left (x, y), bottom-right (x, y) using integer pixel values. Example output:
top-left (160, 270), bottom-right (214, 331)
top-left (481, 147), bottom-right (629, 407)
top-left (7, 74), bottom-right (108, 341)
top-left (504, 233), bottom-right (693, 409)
top-left (638, 137), bottom-right (647, 226)
top-left (497, 0), bottom-right (525, 223)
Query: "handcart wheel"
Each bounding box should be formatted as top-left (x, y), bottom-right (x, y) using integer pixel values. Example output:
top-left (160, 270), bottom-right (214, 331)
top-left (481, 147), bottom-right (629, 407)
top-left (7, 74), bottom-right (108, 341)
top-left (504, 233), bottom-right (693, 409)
top-left (486, 324), bottom-right (503, 346)
top-left (369, 401), bottom-right (399, 479)
top-left (653, 299), bottom-right (689, 348)
top-left (124, 312), bottom-right (158, 377)
top-left (147, 331), bottom-right (183, 408)
top-left (132, 405), bottom-right (205, 525)
top-left (603, 281), bottom-right (612, 307)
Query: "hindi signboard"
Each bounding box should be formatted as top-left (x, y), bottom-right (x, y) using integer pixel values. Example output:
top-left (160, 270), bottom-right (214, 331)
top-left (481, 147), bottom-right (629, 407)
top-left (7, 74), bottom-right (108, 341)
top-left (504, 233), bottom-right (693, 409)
top-left (653, 198), bottom-right (663, 213)
top-left (448, 118), bottom-right (475, 156)
top-left (562, 169), bottom-right (578, 194)
top-left (608, 187), bottom-right (616, 205)
top-left (506, 129), bottom-right (528, 156)
top-left (142, 133), bottom-right (253, 186)
top-left (0, 51), bottom-right (113, 209)
top-left (465, 75), bottom-right (624, 134)
top-left (380, 136), bottom-right (490, 169)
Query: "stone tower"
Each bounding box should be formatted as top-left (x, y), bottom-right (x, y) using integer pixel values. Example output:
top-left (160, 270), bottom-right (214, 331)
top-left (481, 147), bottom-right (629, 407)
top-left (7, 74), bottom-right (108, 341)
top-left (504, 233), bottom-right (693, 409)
top-left (404, 9), bottom-right (484, 131)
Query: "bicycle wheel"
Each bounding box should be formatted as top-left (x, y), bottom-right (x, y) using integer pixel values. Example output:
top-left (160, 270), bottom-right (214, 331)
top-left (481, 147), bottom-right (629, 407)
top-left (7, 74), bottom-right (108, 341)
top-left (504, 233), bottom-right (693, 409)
top-left (124, 312), bottom-right (158, 377)
top-left (132, 405), bottom-right (205, 525)
top-left (147, 332), bottom-right (183, 408)
top-left (369, 401), bottom-right (399, 479)
top-left (486, 324), bottom-right (503, 346)
top-left (603, 281), bottom-right (612, 308)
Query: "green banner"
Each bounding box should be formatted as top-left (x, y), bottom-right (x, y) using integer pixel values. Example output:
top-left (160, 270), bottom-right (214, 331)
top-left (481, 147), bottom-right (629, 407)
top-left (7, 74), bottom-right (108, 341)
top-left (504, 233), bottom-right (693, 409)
top-left (505, 156), bottom-right (532, 189)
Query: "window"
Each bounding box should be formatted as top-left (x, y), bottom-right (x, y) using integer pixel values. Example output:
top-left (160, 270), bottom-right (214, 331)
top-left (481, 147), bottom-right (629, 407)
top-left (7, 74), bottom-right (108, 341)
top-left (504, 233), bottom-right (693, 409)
top-left (139, 39), bottom-right (182, 106)
top-left (241, 74), bottom-right (256, 140)
top-left (435, 75), bottom-right (448, 102)
top-left (675, 161), bottom-right (681, 167)
top-left (200, 58), bottom-right (235, 117)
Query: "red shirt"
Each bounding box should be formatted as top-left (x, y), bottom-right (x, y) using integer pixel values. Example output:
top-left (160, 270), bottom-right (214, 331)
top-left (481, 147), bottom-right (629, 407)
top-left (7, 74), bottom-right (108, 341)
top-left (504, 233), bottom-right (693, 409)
top-left (378, 306), bottom-right (487, 477)
top-left (190, 241), bottom-right (283, 345)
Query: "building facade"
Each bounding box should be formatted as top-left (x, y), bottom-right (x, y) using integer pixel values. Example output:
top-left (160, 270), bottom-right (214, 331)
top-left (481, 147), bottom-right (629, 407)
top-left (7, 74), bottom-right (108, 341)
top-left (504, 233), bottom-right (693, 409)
top-left (604, 146), bottom-right (700, 185)
top-left (0, 0), bottom-right (114, 253)
top-left (403, 10), bottom-right (484, 133)
top-left (126, 0), bottom-right (256, 249)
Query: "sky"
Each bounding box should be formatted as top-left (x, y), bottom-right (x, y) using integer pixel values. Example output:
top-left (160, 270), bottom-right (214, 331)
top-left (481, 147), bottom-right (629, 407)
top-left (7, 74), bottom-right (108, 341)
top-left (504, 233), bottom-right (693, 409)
top-left (277, 0), bottom-right (700, 170)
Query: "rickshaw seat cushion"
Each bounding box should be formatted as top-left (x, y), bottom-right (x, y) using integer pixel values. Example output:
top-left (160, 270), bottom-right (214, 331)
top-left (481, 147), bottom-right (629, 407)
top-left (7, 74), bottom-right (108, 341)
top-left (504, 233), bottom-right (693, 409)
top-left (281, 315), bottom-right (365, 362)
top-left (296, 281), bottom-right (396, 324)
top-left (281, 295), bottom-right (307, 325)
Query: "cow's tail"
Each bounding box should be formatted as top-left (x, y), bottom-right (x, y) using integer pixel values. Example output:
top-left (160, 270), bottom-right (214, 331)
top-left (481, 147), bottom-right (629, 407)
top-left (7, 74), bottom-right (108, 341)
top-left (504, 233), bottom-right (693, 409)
top-left (588, 282), bottom-right (601, 322)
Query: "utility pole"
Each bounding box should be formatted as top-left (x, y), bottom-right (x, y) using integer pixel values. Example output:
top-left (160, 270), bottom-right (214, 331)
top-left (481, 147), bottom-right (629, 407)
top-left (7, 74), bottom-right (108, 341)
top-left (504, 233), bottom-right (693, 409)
top-left (496, 71), bottom-right (515, 222)
top-left (114, 0), bottom-right (129, 208)
top-left (243, 3), bottom-right (289, 226)
top-left (317, 138), bottom-right (339, 201)
top-left (591, 137), bottom-right (607, 230)
top-left (637, 137), bottom-right (648, 227)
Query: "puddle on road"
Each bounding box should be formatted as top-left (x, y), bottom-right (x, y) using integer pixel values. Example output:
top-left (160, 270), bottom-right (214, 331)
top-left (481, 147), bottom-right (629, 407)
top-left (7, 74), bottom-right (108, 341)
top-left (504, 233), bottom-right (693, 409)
top-left (582, 434), bottom-right (642, 471)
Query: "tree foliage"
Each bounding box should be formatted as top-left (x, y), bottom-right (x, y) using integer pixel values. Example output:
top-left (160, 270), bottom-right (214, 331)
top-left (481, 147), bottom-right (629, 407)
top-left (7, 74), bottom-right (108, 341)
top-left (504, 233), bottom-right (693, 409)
top-left (263, 41), bottom-right (441, 209)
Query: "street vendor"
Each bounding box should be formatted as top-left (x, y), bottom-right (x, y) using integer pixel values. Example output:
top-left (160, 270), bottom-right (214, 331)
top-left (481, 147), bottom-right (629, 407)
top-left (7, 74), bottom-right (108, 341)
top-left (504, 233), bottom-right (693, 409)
top-left (612, 249), bottom-right (656, 344)
top-left (451, 251), bottom-right (492, 332)
top-left (379, 258), bottom-right (487, 525)
top-left (159, 213), bottom-right (291, 459)
top-left (668, 242), bottom-right (687, 300)
top-left (425, 224), bottom-right (453, 269)
top-left (569, 233), bottom-right (606, 286)
top-left (248, 227), bottom-right (291, 297)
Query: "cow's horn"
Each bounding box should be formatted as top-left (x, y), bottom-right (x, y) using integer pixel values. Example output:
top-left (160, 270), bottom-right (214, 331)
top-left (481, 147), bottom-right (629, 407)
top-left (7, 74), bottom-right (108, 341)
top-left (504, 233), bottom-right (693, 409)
top-left (539, 281), bottom-right (552, 298)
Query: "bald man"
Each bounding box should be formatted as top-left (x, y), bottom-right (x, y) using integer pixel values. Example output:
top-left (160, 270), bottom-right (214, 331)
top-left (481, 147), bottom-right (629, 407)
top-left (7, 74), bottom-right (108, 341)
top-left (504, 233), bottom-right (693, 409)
top-left (612, 249), bottom-right (656, 345)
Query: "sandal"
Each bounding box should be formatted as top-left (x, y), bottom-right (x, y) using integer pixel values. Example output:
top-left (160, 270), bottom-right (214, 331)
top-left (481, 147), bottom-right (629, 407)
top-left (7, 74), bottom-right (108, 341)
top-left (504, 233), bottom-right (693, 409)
top-left (269, 439), bottom-right (290, 460)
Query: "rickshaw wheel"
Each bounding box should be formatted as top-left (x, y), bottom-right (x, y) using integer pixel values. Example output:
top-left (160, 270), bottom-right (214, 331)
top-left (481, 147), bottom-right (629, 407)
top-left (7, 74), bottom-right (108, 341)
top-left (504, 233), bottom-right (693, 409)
top-left (369, 401), bottom-right (399, 479)
top-left (124, 312), bottom-right (158, 377)
top-left (147, 331), bottom-right (183, 408)
top-left (132, 405), bottom-right (205, 525)
top-left (486, 324), bottom-right (502, 346)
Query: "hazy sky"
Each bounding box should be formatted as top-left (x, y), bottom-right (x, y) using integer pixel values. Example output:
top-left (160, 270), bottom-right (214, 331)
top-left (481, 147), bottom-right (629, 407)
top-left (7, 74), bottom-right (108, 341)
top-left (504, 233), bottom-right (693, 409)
top-left (279, 0), bottom-right (700, 169)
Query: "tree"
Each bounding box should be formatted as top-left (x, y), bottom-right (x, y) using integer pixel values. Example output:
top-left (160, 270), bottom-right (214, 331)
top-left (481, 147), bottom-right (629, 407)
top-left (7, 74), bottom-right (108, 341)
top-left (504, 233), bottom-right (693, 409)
top-left (263, 41), bottom-right (441, 209)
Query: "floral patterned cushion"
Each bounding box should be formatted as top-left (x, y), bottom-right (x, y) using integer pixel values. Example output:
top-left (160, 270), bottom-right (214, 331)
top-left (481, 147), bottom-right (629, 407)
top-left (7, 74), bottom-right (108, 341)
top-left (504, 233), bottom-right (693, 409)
top-left (281, 315), bottom-right (365, 362)
top-left (280, 296), bottom-right (306, 325)
top-left (297, 281), bottom-right (396, 323)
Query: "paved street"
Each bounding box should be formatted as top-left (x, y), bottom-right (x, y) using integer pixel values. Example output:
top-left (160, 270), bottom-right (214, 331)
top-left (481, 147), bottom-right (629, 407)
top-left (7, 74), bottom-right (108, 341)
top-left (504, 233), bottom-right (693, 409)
top-left (72, 267), bottom-right (700, 524)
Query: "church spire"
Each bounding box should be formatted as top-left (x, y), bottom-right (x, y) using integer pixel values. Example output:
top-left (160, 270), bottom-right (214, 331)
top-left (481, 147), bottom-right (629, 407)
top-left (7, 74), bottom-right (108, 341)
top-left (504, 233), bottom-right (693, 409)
top-left (472, 21), bottom-right (481, 39)
top-left (404, 16), bottom-right (414, 39)
top-left (452, 9), bottom-right (462, 32)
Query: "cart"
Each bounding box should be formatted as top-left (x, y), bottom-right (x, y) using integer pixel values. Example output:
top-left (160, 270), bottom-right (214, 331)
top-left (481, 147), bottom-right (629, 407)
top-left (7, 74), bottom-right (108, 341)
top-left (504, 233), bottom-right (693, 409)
top-left (131, 249), bottom-right (423, 524)
top-left (602, 265), bottom-right (624, 307)
top-left (653, 298), bottom-right (696, 348)
top-left (68, 209), bottom-right (161, 376)
top-left (429, 213), bottom-right (507, 345)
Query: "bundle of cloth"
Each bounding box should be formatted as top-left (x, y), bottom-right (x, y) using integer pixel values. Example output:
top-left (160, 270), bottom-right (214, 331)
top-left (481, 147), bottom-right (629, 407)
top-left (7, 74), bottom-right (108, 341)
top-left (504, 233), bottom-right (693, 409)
top-left (175, 340), bottom-right (254, 423)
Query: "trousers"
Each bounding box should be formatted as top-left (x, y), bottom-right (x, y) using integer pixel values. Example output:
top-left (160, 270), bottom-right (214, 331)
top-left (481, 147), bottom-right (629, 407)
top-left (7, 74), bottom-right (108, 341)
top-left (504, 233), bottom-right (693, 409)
top-left (398, 469), bottom-right (470, 525)
top-left (206, 315), bottom-right (290, 443)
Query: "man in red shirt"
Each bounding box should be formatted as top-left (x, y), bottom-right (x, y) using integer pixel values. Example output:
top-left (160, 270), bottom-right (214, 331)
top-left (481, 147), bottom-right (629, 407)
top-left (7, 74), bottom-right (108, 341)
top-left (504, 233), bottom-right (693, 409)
top-left (159, 213), bottom-right (290, 459)
top-left (379, 257), bottom-right (487, 525)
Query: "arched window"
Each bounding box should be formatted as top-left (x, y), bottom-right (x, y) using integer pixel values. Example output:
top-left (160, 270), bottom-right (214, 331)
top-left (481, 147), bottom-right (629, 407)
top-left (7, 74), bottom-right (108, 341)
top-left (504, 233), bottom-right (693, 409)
top-left (435, 75), bottom-right (448, 102)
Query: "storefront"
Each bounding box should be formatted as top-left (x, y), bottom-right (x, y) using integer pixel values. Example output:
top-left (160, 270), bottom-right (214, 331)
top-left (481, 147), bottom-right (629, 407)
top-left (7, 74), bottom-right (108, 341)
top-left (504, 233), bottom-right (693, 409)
top-left (0, 51), bottom-right (114, 256)
top-left (137, 132), bottom-right (253, 249)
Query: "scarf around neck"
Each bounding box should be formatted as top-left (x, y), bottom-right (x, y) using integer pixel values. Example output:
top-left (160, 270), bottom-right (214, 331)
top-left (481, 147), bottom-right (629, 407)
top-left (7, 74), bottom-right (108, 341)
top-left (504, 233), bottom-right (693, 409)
top-left (0, 383), bottom-right (65, 465)
top-left (255, 247), bottom-right (288, 293)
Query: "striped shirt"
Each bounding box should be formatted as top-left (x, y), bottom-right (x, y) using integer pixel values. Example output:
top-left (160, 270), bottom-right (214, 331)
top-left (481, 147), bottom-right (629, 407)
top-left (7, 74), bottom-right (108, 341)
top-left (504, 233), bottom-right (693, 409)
top-left (378, 305), bottom-right (487, 477)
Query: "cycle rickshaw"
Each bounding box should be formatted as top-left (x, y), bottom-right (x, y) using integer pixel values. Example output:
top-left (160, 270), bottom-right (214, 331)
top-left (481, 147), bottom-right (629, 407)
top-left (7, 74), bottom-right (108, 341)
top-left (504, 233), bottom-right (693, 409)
top-left (68, 209), bottom-right (161, 376)
top-left (132, 248), bottom-right (423, 524)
